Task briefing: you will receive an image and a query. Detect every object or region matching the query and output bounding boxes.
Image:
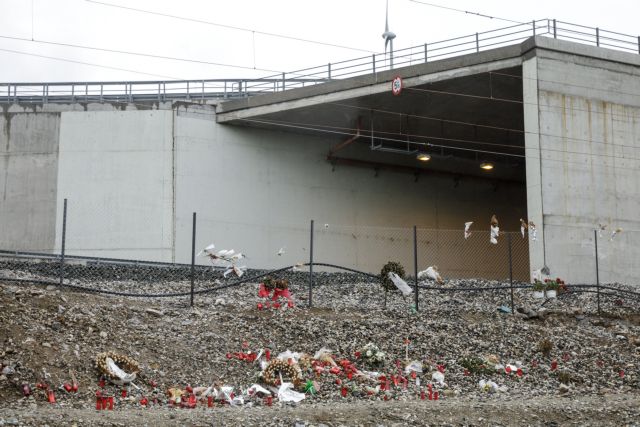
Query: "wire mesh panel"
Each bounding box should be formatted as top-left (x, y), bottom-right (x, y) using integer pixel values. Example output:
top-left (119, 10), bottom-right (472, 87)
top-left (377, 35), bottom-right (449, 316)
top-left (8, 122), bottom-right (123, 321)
top-left (314, 223), bottom-right (414, 276)
top-left (416, 229), bottom-right (528, 282)
top-left (510, 231), bottom-right (531, 282)
top-left (313, 223), bottom-right (530, 282)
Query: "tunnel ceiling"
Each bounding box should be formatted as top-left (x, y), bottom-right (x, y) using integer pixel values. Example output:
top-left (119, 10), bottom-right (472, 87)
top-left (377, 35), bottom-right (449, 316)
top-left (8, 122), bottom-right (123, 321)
top-left (218, 64), bottom-right (525, 182)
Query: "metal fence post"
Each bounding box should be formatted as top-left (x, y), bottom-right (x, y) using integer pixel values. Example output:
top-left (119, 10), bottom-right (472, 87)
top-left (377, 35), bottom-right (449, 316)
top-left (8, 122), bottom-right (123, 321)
top-left (475, 33), bottom-right (480, 52)
top-left (413, 225), bottom-right (419, 312)
top-left (532, 20), bottom-right (536, 36)
top-left (594, 230), bottom-right (600, 314)
top-left (328, 63), bottom-right (332, 80)
top-left (553, 19), bottom-right (557, 38)
top-left (508, 233), bottom-right (514, 314)
top-left (372, 54), bottom-right (376, 74)
top-left (282, 72), bottom-right (286, 91)
top-left (309, 220), bottom-right (314, 308)
top-left (190, 212), bottom-right (196, 307)
top-left (596, 27), bottom-right (600, 47)
top-left (424, 43), bottom-right (428, 62)
top-left (59, 198), bottom-right (67, 288)
top-left (638, 36), bottom-right (640, 54)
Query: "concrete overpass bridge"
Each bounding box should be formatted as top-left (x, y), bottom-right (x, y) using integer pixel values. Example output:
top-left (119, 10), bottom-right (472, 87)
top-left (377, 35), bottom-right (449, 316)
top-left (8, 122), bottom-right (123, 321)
top-left (1, 19), bottom-right (639, 284)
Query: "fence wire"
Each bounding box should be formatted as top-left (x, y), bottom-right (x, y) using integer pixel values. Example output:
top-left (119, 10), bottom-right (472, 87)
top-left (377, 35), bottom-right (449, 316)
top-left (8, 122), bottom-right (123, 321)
top-left (0, 201), bottom-right (638, 316)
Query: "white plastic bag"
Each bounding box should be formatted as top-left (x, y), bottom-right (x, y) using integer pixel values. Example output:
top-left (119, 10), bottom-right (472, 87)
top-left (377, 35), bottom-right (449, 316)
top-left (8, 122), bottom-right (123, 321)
top-left (418, 266), bottom-right (443, 283)
top-left (404, 360), bottom-right (423, 375)
top-left (490, 225), bottom-right (500, 244)
top-left (388, 272), bottom-right (413, 296)
top-left (246, 384), bottom-right (271, 396)
top-left (431, 371), bottom-right (446, 386)
top-left (277, 382), bottom-right (305, 403)
top-left (464, 221), bottom-right (473, 239)
top-left (105, 357), bottom-right (136, 385)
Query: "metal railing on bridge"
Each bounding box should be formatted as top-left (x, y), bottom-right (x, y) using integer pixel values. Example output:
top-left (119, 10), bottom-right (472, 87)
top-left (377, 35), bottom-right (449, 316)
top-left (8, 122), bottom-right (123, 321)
top-left (1, 19), bottom-right (639, 104)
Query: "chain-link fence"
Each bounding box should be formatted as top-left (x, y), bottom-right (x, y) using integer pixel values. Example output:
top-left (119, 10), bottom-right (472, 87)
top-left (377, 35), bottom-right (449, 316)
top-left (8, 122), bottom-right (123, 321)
top-left (312, 222), bottom-right (529, 281)
top-left (1, 199), bottom-right (638, 314)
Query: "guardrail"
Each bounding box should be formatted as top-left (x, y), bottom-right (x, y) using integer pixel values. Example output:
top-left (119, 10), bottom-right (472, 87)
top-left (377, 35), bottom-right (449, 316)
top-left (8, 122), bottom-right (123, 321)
top-left (1, 18), bottom-right (638, 104)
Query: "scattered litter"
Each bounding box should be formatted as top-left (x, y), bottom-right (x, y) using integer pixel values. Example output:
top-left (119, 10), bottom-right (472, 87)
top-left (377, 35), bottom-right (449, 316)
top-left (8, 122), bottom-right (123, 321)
top-left (404, 360), bottom-right (423, 375)
top-left (417, 266), bottom-right (443, 283)
top-left (464, 221), bottom-right (473, 239)
top-left (498, 305), bottom-right (512, 314)
top-left (277, 382), bottom-right (305, 403)
top-left (490, 215), bottom-right (500, 244)
top-left (479, 379), bottom-right (507, 393)
top-left (431, 371), bottom-right (446, 386)
top-left (520, 218), bottom-right (528, 238)
top-left (95, 352), bottom-right (139, 385)
top-left (529, 221), bottom-right (537, 241)
top-left (388, 272), bottom-right (413, 296)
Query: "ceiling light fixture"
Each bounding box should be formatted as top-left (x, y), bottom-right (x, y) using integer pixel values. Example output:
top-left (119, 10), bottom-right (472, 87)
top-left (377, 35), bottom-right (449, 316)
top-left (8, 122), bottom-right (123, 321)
top-left (416, 152), bottom-right (431, 162)
top-left (480, 162), bottom-right (494, 170)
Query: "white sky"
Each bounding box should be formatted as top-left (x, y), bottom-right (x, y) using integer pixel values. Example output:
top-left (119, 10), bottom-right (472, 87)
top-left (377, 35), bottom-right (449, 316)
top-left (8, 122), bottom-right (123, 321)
top-left (0, 0), bottom-right (638, 83)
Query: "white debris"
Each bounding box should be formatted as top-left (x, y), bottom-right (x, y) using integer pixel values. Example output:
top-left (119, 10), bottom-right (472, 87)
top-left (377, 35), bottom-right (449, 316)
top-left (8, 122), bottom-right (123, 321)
top-left (277, 382), bottom-right (305, 402)
top-left (388, 272), bottom-right (413, 296)
top-left (431, 371), bottom-right (446, 386)
top-left (464, 221), bottom-right (473, 239)
top-left (105, 357), bottom-right (136, 385)
top-left (418, 266), bottom-right (443, 283)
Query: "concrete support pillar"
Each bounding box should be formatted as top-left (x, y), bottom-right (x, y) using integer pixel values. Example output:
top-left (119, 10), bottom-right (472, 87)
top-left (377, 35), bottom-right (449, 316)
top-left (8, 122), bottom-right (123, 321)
top-left (523, 57), bottom-right (546, 279)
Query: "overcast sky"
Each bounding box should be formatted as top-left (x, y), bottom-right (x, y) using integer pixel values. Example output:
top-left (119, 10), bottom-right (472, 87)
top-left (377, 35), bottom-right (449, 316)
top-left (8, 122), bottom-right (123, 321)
top-left (0, 0), bottom-right (638, 83)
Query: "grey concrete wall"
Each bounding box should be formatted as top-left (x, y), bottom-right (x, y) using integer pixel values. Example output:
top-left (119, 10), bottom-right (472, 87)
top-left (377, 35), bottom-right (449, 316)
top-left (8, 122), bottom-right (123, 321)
top-left (1, 102), bottom-right (527, 278)
top-left (54, 109), bottom-right (175, 261)
top-left (174, 104), bottom-right (527, 276)
top-left (529, 49), bottom-right (640, 284)
top-left (0, 111), bottom-right (60, 252)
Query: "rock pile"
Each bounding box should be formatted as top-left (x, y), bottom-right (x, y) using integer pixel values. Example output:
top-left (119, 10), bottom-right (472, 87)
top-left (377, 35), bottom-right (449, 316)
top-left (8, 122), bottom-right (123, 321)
top-left (0, 267), bottom-right (639, 425)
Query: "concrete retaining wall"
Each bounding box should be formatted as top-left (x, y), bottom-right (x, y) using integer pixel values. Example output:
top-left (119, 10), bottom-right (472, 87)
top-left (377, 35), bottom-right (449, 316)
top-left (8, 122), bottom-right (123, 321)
top-left (0, 111), bottom-right (60, 252)
top-left (0, 102), bottom-right (527, 278)
top-left (525, 47), bottom-right (640, 284)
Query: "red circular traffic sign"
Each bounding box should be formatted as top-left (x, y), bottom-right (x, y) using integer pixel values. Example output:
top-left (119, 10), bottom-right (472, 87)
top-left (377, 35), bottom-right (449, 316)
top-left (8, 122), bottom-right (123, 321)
top-left (391, 76), bottom-right (403, 96)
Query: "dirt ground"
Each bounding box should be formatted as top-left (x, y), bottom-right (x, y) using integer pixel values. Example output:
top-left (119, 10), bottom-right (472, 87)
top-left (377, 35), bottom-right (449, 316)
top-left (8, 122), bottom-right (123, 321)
top-left (1, 393), bottom-right (639, 426)
top-left (1, 278), bottom-right (639, 426)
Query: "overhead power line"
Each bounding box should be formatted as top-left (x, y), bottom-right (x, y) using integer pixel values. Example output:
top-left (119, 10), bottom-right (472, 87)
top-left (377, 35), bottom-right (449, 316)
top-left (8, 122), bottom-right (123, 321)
top-left (237, 116), bottom-right (640, 165)
top-left (0, 33), bottom-right (284, 75)
top-left (408, 0), bottom-right (524, 25)
top-left (239, 117), bottom-right (525, 158)
top-left (85, 0), bottom-right (375, 54)
top-left (0, 47), bottom-right (183, 80)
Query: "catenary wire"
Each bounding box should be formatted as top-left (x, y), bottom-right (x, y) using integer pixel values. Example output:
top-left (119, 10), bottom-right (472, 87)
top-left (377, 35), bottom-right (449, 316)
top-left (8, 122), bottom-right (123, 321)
top-left (234, 116), bottom-right (640, 164)
top-left (407, 0), bottom-right (525, 25)
top-left (232, 117), bottom-right (640, 172)
top-left (0, 47), bottom-right (184, 80)
top-left (328, 100), bottom-right (640, 152)
top-left (0, 34), bottom-right (286, 75)
top-left (239, 118), bottom-right (525, 158)
top-left (85, 0), bottom-right (375, 54)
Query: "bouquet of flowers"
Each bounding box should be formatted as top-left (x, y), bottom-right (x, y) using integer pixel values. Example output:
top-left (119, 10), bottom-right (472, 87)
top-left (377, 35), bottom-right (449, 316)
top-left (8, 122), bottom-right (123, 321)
top-left (360, 343), bottom-right (386, 366)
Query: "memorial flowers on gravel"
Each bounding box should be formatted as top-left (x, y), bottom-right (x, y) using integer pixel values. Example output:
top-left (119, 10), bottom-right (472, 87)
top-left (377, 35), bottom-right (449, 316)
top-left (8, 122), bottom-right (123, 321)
top-left (360, 343), bottom-right (386, 367)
